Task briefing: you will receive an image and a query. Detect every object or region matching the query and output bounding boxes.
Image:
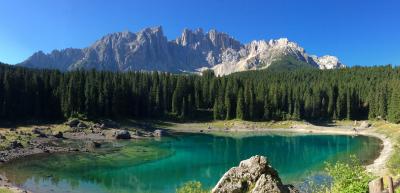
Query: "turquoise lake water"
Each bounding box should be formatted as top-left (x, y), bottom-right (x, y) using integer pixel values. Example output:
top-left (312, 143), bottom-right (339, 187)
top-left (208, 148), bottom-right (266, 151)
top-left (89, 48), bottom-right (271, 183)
top-left (0, 132), bottom-right (382, 193)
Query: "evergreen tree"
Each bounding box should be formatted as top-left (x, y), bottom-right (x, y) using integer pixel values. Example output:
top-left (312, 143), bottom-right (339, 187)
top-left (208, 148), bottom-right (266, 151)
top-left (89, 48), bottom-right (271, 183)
top-left (236, 89), bottom-right (245, 119)
top-left (181, 97), bottom-right (187, 119)
top-left (225, 91), bottom-right (233, 120)
top-left (388, 80), bottom-right (400, 123)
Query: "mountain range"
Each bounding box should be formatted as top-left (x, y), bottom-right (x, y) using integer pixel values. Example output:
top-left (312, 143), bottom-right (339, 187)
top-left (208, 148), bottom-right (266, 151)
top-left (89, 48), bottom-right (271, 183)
top-left (18, 26), bottom-right (345, 75)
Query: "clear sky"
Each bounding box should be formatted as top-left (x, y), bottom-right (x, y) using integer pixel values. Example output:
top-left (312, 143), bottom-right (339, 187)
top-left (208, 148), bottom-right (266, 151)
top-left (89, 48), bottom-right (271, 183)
top-left (0, 0), bottom-right (399, 66)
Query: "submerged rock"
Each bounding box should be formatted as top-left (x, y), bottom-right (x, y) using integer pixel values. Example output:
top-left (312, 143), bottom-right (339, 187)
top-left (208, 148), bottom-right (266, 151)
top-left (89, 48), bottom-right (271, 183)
top-left (212, 155), bottom-right (298, 193)
top-left (85, 141), bottom-right (101, 150)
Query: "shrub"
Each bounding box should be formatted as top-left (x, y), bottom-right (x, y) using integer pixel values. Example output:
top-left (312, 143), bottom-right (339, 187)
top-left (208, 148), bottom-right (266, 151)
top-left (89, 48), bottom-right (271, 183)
top-left (324, 156), bottom-right (374, 193)
top-left (176, 181), bottom-right (209, 193)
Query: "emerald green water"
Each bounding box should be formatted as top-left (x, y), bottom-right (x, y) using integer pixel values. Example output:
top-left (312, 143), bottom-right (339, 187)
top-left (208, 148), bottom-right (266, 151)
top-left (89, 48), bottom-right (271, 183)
top-left (0, 132), bottom-right (382, 193)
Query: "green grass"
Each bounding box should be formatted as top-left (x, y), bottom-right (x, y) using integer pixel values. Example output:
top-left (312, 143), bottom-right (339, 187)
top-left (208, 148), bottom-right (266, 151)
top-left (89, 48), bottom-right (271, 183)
top-left (0, 188), bottom-right (14, 193)
top-left (369, 121), bottom-right (400, 179)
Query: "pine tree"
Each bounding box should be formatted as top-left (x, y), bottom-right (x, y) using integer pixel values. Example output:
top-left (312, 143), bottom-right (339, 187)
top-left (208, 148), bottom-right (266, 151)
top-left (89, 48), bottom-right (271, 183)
top-left (236, 89), bottom-right (245, 119)
top-left (172, 88), bottom-right (179, 114)
top-left (181, 97), bottom-right (187, 119)
top-left (263, 95), bottom-right (271, 120)
top-left (225, 91), bottom-right (233, 120)
top-left (388, 80), bottom-right (400, 123)
top-left (213, 100), bottom-right (219, 120)
top-left (292, 99), bottom-right (301, 120)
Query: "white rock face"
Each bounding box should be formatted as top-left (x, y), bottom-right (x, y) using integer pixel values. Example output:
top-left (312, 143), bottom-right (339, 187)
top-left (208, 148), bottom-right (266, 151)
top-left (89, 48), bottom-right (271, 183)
top-left (211, 38), bottom-right (317, 75)
top-left (211, 38), bottom-right (346, 76)
top-left (311, 55), bottom-right (345, 69)
top-left (18, 26), bottom-right (345, 75)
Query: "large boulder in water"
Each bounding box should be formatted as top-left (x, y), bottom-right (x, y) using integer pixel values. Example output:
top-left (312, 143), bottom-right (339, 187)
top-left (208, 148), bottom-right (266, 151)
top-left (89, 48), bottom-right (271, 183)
top-left (212, 155), bottom-right (298, 193)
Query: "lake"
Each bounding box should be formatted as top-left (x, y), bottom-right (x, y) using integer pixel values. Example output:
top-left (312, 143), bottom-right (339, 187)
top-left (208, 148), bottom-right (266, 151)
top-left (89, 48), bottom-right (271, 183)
top-left (0, 132), bottom-right (382, 193)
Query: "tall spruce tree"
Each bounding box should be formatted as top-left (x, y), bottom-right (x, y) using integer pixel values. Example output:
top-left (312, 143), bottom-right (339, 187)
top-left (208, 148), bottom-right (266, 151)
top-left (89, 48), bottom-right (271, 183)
top-left (236, 89), bottom-right (245, 119)
top-left (388, 80), bottom-right (400, 123)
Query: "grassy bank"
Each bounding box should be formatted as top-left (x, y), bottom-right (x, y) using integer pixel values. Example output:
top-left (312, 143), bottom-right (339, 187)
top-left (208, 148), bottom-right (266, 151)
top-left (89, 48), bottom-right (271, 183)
top-left (371, 121), bottom-right (400, 177)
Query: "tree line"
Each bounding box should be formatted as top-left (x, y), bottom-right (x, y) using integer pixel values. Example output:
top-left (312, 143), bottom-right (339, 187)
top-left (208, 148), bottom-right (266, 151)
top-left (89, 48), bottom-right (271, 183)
top-left (1, 63), bottom-right (400, 123)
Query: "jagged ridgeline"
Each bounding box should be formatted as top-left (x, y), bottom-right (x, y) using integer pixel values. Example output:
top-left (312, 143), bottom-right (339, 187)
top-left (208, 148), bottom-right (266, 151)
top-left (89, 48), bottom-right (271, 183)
top-left (17, 26), bottom-right (344, 76)
top-left (1, 62), bottom-right (400, 123)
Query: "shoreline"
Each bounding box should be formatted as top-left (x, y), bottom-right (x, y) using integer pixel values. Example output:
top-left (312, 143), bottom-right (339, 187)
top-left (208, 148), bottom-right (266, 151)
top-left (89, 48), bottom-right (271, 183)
top-left (0, 120), bottom-right (394, 192)
top-left (164, 122), bottom-right (393, 176)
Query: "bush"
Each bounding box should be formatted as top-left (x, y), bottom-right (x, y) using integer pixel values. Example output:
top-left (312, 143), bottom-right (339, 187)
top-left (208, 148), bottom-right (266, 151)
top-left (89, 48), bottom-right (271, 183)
top-left (324, 156), bottom-right (374, 193)
top-left (176, 181), bottom-right (209, 193)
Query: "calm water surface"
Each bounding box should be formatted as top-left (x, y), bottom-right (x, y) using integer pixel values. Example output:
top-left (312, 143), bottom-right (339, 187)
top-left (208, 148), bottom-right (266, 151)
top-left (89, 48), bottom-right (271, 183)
top-left (0, 132), bottom-right (382, 193)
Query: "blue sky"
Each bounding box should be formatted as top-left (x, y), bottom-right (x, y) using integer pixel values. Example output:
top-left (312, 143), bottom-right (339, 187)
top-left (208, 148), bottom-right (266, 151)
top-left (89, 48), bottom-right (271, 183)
top-left (0, 0), bottom-right (399, 66)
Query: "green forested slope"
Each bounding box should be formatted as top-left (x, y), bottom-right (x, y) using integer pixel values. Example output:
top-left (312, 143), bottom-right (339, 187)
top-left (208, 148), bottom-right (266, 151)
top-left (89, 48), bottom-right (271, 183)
top-left (0, 62), bottom-right (399, 123)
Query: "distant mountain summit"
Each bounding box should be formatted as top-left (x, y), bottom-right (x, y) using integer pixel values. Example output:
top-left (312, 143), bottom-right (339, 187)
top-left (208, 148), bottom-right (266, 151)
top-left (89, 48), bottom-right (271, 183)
top-left (18, 26), bottom-right (345, 75)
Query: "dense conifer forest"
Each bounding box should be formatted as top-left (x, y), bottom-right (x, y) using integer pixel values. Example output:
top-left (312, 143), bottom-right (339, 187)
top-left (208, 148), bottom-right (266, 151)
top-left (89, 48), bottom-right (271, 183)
top-left (1, 63), bottom-right (400, 123)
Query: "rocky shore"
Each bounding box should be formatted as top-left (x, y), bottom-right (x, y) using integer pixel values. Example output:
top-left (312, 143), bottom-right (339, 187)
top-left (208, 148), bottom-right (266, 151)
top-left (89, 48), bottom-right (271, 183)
top-left (0, 119), bottom-right (165, 164)
top-left (0, 119), bottom-right (168, 192)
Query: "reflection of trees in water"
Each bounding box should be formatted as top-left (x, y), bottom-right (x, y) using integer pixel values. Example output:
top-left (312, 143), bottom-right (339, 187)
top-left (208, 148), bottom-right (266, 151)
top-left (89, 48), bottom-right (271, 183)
top-left (1, 134), bottom-right (382, 193)
top-left (2, 143), bottom-right (173, 192)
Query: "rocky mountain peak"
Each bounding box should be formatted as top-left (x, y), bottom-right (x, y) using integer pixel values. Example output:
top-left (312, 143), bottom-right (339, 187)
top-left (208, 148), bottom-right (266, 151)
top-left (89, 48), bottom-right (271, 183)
top-left (207, 29), bottom-right (242, 50)
top-left (137, 26), bottom-right (164, 37)
top-left (176, 28), bottom-right (242, 51)
top-left (18, 26), bottom-right (345, 75)
top-left (177, 28), bottom-right (206, 47)
top-left (312, 55), bottom-right (345, 69)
